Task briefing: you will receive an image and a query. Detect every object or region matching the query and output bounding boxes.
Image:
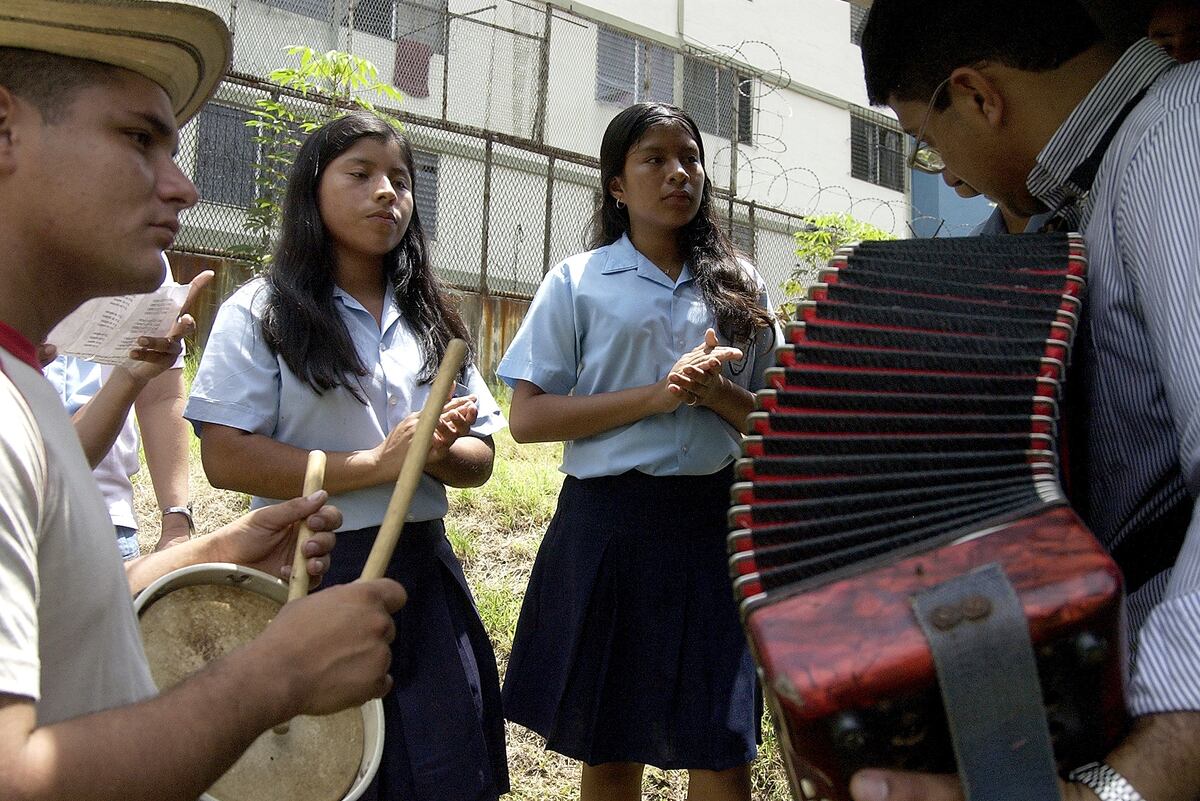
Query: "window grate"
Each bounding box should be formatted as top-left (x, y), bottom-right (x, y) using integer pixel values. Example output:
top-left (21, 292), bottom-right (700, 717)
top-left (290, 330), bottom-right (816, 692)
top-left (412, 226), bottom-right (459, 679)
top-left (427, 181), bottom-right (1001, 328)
top-left (595, 25), bottom-right (674, 107)
top-left (194, 104), bottom-right (257, 208)
top-left (681, 55), bottom-right (753, 145)
top-left (850, 106), bottom-right (906, 193)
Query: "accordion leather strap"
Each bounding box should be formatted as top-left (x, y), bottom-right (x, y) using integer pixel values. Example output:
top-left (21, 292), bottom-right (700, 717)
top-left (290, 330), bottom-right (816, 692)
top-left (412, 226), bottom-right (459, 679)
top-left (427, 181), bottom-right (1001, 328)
top-left (912, 564), bottom-right (1060, 801)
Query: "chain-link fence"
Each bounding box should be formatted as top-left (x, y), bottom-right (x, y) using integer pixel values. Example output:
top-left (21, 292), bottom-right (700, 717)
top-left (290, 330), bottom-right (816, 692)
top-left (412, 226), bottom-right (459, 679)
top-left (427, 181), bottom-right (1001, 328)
top-left (172, 0), bottom-right (908, 312)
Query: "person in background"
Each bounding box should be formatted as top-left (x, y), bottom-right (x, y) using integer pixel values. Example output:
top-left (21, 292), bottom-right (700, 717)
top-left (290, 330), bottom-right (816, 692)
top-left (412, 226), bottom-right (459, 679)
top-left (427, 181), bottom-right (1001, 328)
top-left (498, 102), bottom-right (780, 801)
top-left (44, 265), bottom-right (203, 558)
top-left (1149, 0), bottom-right (1200, 63)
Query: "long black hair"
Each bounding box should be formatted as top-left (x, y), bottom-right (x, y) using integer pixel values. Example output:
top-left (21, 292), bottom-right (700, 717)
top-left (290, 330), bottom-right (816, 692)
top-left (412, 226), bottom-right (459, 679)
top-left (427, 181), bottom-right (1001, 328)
top-left (593, 102), bottom-right (775, 346)
top-left (261, 111), bottom-right (471, 400)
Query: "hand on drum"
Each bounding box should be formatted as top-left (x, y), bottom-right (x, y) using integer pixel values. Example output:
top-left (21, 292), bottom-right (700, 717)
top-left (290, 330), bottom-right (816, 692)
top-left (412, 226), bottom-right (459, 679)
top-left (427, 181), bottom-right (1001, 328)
top-left (247, 577), bottom-right (408, 718)
top-left (206, 491), bottom-right (342, 585)
top-left (666, 328), bottom-right (743, 409)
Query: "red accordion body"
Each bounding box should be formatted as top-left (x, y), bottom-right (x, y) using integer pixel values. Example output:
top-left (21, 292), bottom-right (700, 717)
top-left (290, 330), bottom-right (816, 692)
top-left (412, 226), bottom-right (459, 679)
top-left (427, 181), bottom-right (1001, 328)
top-left (730, 234), bottom-right (1126, 801)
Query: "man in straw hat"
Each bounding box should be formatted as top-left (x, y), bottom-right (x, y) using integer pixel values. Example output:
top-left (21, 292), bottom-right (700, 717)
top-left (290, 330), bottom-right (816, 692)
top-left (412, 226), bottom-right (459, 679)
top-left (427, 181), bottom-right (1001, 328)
top-left (0, 2), bottom-right (408, 798)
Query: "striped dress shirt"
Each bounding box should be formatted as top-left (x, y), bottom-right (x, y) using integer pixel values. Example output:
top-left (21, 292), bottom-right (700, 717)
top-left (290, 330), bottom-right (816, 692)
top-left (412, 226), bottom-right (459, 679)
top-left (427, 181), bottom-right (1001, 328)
top-left (1028, 39), bottom-right (1200, 715)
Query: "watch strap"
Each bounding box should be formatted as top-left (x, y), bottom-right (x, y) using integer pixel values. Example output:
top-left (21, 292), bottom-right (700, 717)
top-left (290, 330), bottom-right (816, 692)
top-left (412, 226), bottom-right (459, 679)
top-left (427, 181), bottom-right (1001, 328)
top-left (161, 505), bottom-right (195, 535)
top-left (1068, 762), bottom-right (1145, 801)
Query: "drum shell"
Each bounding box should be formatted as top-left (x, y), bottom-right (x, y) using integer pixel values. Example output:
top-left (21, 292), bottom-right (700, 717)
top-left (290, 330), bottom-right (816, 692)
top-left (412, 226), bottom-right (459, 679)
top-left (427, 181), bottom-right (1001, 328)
top-left (745, 507), bottom-right (1126, 801)
top-left (133, 563), bottom-right (385, 801)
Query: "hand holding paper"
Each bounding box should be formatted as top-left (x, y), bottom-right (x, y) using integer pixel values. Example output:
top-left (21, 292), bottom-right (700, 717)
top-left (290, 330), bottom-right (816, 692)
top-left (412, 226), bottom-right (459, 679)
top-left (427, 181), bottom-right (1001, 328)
top-left (47, 266), bottom-right (213, 370)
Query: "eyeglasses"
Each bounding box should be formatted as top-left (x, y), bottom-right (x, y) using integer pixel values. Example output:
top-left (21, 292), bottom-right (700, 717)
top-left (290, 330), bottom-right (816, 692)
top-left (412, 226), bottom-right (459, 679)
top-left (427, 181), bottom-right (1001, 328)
top-left (908, 77), bottom-right (951, 174)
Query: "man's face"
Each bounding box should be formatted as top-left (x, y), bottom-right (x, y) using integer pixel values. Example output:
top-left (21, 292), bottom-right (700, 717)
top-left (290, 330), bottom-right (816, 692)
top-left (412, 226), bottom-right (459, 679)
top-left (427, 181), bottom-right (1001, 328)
top-left (891, 89), bottom-right (1041, 217)
top-left (1149, 2), bottom-right (1200, 63)
top-left (5, 68), bottom-right (198, 304)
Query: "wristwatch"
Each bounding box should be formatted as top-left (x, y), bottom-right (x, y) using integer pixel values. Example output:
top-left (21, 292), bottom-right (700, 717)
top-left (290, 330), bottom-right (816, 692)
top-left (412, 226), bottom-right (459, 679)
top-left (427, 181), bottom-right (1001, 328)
top-left (1068, 762), bottom-right (1145, 801)
top-left (162, 505), bottom-right (195, 538)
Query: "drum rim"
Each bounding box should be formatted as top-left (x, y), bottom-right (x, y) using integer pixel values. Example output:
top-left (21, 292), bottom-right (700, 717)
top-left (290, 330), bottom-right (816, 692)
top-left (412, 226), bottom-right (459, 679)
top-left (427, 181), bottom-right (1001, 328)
top-left (134, 562), bottom-right (385, 801)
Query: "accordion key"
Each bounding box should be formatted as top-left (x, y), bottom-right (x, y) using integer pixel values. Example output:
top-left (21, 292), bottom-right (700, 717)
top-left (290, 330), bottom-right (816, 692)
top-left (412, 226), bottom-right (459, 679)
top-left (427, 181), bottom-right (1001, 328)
top-left (729, 233), bottom-right (1125, 801)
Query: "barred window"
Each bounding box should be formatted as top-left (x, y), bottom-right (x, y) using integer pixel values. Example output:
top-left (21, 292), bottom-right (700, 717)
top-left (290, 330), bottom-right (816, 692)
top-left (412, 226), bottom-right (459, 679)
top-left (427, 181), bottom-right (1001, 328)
top-left (194, 104), bottom-right (257, 208)
top-left (850, 3), bottom-right (869, 47)
top-left (343, 0), bottom-right (447, 51)
top-left (595, 25), bottom-right (674, 106)
top-left (849, 107), bottom-right (906, 193)
top-left (681, 56), bottom-right (753, 145)
top-left (267, 0), bottom-right (332, 23)
top-left (349, 0), bottom-right (395, 39)
top-left (394, 0), bottom-right (447, 54)
top-left (412, 150), bottom-right (440, 240)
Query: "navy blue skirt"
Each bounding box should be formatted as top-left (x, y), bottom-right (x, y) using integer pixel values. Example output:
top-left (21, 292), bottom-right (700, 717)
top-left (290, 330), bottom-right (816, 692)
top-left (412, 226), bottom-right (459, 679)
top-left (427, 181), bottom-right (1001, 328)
top-left (318, 521), bottom-right (509, 801)
top-left (502, 467), bottom-right (760, 771)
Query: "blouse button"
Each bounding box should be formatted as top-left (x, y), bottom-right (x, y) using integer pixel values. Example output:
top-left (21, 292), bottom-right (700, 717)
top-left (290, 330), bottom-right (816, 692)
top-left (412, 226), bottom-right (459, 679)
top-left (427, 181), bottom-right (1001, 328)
top-left (388, 396), bottom-right (399, 406)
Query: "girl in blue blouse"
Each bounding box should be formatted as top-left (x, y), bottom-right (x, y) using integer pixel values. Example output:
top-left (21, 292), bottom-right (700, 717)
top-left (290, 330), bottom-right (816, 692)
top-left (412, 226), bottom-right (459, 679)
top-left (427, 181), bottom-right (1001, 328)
top-left (497, 102), bottom-right (779, 801)
top-left (185, 112), bottom-right (508, 801)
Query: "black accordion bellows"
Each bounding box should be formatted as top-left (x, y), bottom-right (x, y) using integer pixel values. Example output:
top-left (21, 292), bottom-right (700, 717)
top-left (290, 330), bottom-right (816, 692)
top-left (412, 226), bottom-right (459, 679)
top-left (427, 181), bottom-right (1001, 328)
top-left (729, 233), bottom-right (1125, 801)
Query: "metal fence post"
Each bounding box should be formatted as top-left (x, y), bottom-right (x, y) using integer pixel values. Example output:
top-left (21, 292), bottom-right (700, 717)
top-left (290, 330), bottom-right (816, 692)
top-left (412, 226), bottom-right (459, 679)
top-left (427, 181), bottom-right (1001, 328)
top-left (532, 3), bottom-right (552, 144)
top-left (748, 200), bottom-right (757, 258)
top-left (480, 138), bottom-right (493, 296)
top-left (543, 154), bottom-right (555, 275)
top-left (441, 11), bottom-right (451, 121)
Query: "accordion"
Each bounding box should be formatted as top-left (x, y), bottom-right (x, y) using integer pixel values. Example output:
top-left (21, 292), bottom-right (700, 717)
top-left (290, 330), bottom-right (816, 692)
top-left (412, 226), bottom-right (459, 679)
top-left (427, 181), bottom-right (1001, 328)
top-left (730, 233), bottom-right (1126, 801)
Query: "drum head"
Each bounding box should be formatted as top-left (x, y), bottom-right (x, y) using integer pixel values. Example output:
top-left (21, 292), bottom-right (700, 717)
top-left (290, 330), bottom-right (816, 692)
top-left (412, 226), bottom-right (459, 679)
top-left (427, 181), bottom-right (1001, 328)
top-left (138, 568), bottom-right (366, 801)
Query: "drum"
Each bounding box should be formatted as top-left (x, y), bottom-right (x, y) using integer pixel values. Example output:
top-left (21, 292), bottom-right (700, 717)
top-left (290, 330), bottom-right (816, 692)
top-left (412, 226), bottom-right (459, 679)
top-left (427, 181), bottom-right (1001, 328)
top-left (134, 563), bottom-right (385, 801)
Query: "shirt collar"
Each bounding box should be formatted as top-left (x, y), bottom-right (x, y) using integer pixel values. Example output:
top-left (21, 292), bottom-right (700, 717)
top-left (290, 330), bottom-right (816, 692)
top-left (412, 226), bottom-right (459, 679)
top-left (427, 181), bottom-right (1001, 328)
top-left (1027, 39), bottom-right (1176, 212)
top-left (0, 320), bottom-right (39, 371)
top-left (333, 280), bottom-right (402, 332)
top-left (600, 233), bottom-right (691, 287)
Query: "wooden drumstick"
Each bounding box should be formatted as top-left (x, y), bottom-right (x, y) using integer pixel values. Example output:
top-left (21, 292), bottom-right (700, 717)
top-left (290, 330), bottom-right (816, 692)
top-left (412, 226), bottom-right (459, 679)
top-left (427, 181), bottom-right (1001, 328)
top-left (287, 449), bottom-right (328, 601)
top-left (274, 449), bottom-right (328, 735)
top-left (359, 338), bottom-right (468, 581)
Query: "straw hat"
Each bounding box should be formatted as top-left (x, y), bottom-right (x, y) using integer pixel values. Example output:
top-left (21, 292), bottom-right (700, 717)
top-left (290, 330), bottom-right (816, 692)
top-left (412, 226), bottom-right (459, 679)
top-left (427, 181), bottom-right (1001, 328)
top-left (0, 0), bottom-right (231, 123)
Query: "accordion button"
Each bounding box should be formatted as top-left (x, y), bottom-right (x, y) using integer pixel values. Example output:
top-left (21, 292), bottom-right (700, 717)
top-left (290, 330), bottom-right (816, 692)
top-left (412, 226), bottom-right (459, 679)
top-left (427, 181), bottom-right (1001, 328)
top-left (831, 711), bottom-right (867, 751)
top-left (961, 595), bottom-right (993, 620)
top-left (929, 604), bottom-right (964, 630)
top-left (1074, 631), bottom-right (1109, 667)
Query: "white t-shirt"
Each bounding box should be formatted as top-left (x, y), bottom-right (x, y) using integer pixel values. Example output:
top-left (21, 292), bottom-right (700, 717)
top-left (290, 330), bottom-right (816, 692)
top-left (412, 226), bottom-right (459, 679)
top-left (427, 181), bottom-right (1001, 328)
top-left (0, 344), bottom-right (155, 725)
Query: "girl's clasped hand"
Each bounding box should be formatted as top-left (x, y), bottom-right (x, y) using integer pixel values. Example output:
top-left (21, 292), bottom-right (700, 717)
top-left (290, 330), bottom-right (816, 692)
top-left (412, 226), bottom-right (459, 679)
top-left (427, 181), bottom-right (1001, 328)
top-left (666, 327), bottom-right (744, 408)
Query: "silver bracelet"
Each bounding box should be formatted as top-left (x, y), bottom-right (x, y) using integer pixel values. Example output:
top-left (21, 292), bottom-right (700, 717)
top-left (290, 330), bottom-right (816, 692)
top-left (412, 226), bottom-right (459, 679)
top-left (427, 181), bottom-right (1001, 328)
top-left (161, 505), bottom-right (195, 537)
top-left (1068, 762), bottom-right (1146, 801)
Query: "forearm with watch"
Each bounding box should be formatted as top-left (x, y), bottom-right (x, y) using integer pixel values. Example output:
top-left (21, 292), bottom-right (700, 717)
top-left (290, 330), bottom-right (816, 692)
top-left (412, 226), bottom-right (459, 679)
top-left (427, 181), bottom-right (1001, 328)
top-left (136, 367), bottom-right (191, 551)
top-left (1069, 712), bottom-right (1200, 801)
top-left (160, 505), bottom-right (194, 542)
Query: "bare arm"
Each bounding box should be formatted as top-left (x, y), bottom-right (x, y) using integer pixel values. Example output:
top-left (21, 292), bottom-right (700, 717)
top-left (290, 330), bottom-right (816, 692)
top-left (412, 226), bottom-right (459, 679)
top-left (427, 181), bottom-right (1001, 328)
top-left (506, 378), bottom-right (678, 444)
top-left (67, 274), bottom-right (211, 470)
top-left (847, 712), bottom-right (1200, 801)
top-left (425, 435), bottom-right (495, 489)
top-left (69, 365), bottom-right (146, 468)
top-left (200, 396), bottom-right (486, 500)
top-left (133, 367), bottom-right (190, 549)
top-left (0, 576), bottom-right (405, 801)
top-left (509, 328), bottom-right (750, 443)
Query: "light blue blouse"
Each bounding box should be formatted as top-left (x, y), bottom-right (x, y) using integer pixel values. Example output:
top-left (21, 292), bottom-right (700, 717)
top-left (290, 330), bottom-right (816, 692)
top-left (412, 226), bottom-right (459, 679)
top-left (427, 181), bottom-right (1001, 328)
top-left (185, 279), bottom-right (505, 530)
top-left (497, 234), bottom-right (778, 479)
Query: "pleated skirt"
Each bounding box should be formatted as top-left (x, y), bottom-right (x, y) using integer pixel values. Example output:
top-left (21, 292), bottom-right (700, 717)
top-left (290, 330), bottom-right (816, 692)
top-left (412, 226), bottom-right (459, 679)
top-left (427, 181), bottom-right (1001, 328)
top-left (319, 521), bottom-right (509, 801)
top-left (502, 467), bottom-right (760, 771)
